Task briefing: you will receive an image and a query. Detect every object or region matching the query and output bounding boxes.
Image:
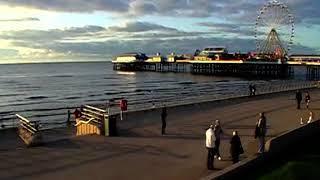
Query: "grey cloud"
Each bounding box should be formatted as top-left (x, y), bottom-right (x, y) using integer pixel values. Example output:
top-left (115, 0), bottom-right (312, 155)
top-left (1, 21), bottom-right (317, 59)
top-left (109, 21), bottom-right (177, 32)
top-left (0, 17), bottom-right (39, 22)
top-left (1, 0), bottom-right (319, 26)
top-left (0, 0), bottom-right (129, 13)
top-left (0, 25), bottom-right (106, 42)
top-left (10, 33), bottom-right (318, 59)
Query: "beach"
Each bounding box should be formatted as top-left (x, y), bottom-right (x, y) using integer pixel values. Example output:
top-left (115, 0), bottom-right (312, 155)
top-left (0, 87), bottom-right (319, 180)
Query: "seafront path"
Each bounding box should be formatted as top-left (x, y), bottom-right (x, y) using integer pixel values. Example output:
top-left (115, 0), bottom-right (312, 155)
top-left (0, 88), bottom-right (319, 180)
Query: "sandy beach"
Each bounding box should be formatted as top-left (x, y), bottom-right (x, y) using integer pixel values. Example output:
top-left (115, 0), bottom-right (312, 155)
top-left (0, 88), bottom-right (319, 180)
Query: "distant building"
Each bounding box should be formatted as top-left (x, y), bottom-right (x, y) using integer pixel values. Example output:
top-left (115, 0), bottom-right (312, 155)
top-left (146, 53), bottom-right (166, 63)
top-left (115, 52), bottom-right (148, 63)
top-left (194, 46), bottom-right (228, 61)
top-left (290, 55), bottom-right (320, 62)
top-left (167, 52), bottom-right (188, 62)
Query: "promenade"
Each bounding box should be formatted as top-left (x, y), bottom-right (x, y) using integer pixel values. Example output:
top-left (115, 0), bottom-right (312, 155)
top-left (0, 88), bottom-right (319, 180)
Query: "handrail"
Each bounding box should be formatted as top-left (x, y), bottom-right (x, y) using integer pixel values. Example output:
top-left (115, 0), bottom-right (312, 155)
top-left (84, 105), bottom-right (106, 113)
top-left (81, 112), bottom-right (104, 122)
top-left (82, 108), bottom-right (107, 117)
top-left (19, 120), bottom-right (37, 133)
top-left (74, 118), bottom-right (99, 126)
top-left (16, 114), bottom-right (30, 123)
top-left (16, 114), bottom-right (39, 134)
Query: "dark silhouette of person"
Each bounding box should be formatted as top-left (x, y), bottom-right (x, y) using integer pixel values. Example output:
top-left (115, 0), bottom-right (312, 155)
top-left (295, 90), bottom-right (302, 109)
top-left (73, 108), bottom-right (82, 119)
top-left (252, 84), bottom-right (256, 96)
top-left (213, 120), bottom-right (223, 160)
top-left (249, 84), bottom-right (253, 96)
top-left (305, 92), bottom-right (311, 109)
top-left (230, 130), bottom-right (243, 163)
top-left (256, 112), bottom-right (267, 153)
top-left (161, 106), bottom-right (167, 135)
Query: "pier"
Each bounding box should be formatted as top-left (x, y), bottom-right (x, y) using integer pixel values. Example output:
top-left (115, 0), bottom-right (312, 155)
top-left (112, 58), bottom-right (320, 79)
top-left (113, 62), bottom-right (188, 73)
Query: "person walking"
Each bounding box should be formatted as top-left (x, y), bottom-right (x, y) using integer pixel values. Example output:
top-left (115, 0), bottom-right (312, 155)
top-left (295, 90), bottom-right (302, 109)
top-left (307, 111), bottom-right (314, 124)
top-left (206, 124), bottom-right (215, 170)
top-left (213, 120), bottom-right (223, 160)
top-left (230, 131), bottom-right (243, 163)
top-left (161, 106), bottom-right (167, 135)
top-left (305, 92), bottom-right (311, 109)
top-left (252, 84), bottom-right (256, 96)
top-left (255, 112), bottom-right (267, 153)
top-left (249, 84), bottom-right (253, 96)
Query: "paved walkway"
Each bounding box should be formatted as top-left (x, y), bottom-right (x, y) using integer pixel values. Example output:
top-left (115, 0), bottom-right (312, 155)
top-left (0, 88), bottom-right (319, 180)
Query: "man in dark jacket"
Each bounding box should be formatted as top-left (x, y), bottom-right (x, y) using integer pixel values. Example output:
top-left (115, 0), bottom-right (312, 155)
top-left (295, 90), bottom-right (302, 109)
top-left (256, 112), bottom-right (267, 153)
top-left (230, 130), bottom-right (243, 163)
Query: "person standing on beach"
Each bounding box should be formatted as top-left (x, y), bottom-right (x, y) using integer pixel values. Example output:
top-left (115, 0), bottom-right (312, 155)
top-left (305, 92), bottom-right (311, 109)
top-left (295, 90), bottom-right (302, 109)
top-left (206, 124), bottom-right (215, 170)
top-left (255, 112), bottom-right (267, 153)
top-left (249, 84), bottom-right (253, 96)
top-left (230, 131), bottom-right (243, 163)
top-left (213, 120), bottom-right (223, 160)
top-left (161, 106), bottom-right (167, 135)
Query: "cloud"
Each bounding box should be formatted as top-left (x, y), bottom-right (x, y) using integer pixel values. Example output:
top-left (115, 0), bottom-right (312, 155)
top-left (0, 0), bottom-right (130, 13)
top-left (0, 0), bottom-right (319, 27)
top-left (1, 21), bottom-right (316, 61)
top-left (0, 17), bottom-right (40, 22)
top-left (109, 21), bottom-right (177, 32)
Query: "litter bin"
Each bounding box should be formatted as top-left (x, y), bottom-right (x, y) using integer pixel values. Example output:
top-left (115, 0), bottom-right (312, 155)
top-left (104, 115), bottom-right (117, 136)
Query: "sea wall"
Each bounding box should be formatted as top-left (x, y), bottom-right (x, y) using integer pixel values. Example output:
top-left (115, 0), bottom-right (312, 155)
top-left (201, 119), bottom-right (320, 180)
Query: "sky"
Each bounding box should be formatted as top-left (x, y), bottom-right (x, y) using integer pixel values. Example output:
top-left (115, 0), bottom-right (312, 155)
top-left (0, 0), bottom-right (319, 63)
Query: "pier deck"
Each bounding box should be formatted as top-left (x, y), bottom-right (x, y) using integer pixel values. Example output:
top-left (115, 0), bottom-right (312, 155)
top-left (0, 88), bottom-right (320, 180)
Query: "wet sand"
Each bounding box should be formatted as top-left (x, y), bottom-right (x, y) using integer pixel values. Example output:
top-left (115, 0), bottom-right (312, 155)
top-left (0, 88), bottom-right (319, 180)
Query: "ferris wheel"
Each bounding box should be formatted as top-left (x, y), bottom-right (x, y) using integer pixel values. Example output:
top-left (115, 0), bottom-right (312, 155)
top-left (254, 0), bottom-right (294, 58)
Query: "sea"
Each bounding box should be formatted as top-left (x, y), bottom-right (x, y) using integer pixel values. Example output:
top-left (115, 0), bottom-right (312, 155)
top-left (0, 61), bottom-right (308, 129)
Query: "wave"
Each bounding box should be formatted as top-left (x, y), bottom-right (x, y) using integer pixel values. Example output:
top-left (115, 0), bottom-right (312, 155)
top-left (178, 81), bottom-right (195, 85)
top-left (50, 75), bottom-right (74, 78)
top-left (104, 92), bottom-right (122, 95)
top-left (0, 93), bottom-right (26, 97)
top-left (63, 96), bottom-right (80, 100)
top-left (26, 96), bottom-right (49, 100)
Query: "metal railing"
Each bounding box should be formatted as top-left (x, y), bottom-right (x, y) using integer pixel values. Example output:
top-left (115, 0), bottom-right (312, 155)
top-left (16, 114), bottom-right (40, 134)
top-left (124, 81), bottom-right (318, 112)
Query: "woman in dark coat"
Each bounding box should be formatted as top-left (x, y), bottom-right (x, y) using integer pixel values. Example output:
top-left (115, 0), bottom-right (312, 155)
top-left (230, 131), bottom-right (243, 163)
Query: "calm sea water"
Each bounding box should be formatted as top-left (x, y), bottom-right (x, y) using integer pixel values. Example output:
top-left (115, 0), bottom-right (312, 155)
top-left (0, 62), bottom-right (306, 129)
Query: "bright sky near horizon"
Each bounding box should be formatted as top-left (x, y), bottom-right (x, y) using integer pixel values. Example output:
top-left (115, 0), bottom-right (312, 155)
top-left (0, 0), bottom-right (319, 63)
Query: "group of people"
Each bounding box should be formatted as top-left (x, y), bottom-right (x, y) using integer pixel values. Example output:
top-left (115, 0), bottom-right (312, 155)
top-left (205, 120), bottom-right (243, 170)
top-left (295, 90), bottom-right (311, 109)
top-left (295, 90), bottom-right (314, 125)
top-left (205, 112), bottom-right (268, 170)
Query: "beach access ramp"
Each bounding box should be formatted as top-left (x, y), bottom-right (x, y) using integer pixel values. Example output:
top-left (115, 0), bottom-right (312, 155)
top-left (16, 114), bottom-right (42, 146)
top-left (75, 105), bottom-right (117, 137)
